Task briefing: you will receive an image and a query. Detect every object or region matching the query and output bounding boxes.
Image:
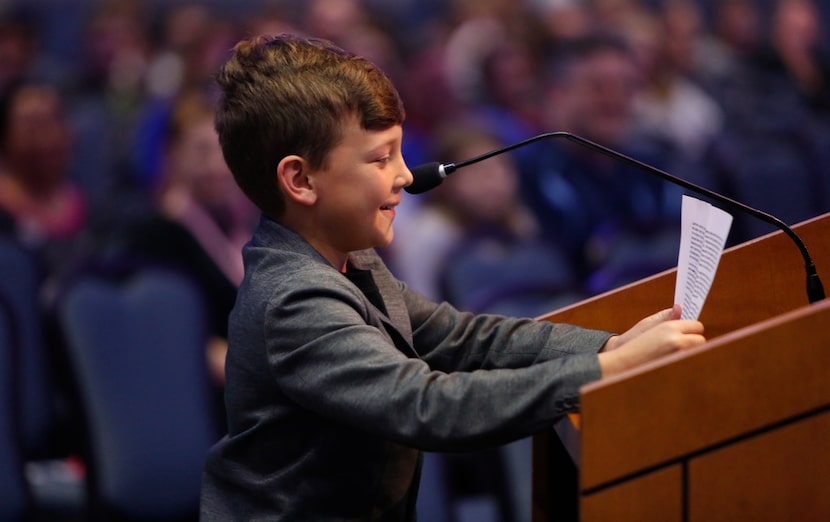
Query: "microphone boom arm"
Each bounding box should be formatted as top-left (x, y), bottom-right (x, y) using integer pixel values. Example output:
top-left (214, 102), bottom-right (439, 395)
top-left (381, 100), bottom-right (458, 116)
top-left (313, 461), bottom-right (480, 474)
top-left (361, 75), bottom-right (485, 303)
top-left (430, 131), bottom-right (825, 303)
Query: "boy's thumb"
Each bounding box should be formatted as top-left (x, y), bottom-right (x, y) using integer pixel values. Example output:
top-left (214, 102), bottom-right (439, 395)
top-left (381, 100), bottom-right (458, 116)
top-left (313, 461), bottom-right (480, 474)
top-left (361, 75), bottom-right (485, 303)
top-left (666, 304), bottom-right (682, 320)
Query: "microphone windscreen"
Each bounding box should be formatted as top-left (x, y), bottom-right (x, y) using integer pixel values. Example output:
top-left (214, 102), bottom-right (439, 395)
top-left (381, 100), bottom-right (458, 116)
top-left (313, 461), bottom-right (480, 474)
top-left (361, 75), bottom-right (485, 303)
top-left (405, 162), bottom-right (444, 194)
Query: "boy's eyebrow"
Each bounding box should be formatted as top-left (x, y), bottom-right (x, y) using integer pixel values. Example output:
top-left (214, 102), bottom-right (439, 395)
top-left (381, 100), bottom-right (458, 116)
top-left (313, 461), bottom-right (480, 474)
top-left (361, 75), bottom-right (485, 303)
top-left (365, 132), bottom-right (400, 154)
top-left (368, 141), bottom-right (394, 154)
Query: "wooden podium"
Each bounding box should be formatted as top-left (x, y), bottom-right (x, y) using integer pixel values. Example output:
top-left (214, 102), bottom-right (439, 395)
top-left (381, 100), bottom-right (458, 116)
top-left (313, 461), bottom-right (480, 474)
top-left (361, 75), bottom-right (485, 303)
top-left (532, 212), bottom-right (830, 521)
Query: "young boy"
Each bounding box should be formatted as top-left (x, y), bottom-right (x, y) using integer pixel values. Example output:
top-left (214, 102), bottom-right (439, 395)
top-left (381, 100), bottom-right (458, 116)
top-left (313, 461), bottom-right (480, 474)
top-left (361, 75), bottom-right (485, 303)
top-left (199, 34), bottom-right (705, 521)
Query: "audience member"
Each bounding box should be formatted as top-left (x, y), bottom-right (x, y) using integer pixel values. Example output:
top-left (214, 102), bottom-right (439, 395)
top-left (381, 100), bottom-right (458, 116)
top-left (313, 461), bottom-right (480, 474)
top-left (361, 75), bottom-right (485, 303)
top-left (88, 90), bottom-right (256, 428)
top-left (531, 0), bottom-right (594, 47)
top-left (696, 0), bottom-right (764, 95)
top-left (767, 0), bottom-right (830, 119)
top-left (0, 82), bottom-right (88, 279)
top-left (0, 7), bottom-right (39, 98)
top-left (0, 79), bottom-right (89, 518)
top-left (131, 2), bottom-right (240, 196)
top-left (518, 33), bottom-right (686, 293)
top-left (62, 0), bottom-right (153, 212)
top-left (444, 19), bottom-right (546, 143)
top-left (628, 1), bottom-right (725, 162)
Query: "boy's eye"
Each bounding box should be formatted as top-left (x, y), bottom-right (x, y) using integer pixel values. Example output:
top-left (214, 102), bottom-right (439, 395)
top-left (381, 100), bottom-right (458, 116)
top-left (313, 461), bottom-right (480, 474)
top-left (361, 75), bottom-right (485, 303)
top-left (376, 156), bottom-right (391, 165)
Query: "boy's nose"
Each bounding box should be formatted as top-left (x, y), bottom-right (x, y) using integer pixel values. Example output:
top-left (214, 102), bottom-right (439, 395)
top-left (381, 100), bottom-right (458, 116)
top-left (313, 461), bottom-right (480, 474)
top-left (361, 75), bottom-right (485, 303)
top-left (399, 162), bottom-right (414, 188)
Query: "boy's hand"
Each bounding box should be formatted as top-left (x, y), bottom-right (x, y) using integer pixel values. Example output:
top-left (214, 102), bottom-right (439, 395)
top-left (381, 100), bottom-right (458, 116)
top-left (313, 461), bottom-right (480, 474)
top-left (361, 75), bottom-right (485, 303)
top-left (600, 304), bottom-right (682, 353)
top-left (598, 305), bottom-right (705, 377)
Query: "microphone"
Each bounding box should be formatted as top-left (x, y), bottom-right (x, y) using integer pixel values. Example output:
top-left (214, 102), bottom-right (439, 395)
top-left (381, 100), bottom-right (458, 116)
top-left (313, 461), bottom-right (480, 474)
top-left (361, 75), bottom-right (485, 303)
top-left (405, 131), bottom-right (825, 304)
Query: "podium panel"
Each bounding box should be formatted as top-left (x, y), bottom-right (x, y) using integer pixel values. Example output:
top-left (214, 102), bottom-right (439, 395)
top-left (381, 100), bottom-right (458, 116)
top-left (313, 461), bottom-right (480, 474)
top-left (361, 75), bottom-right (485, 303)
top-left (581, 465), bottom-right (682, 522)
top-left (532, 213), bottom-right (830, 522)
top-left (688, 409), bottom-right (830, 522)
top-left (579, 299), bottom-right (830, 517)
top-left (579, 299), bottom-right (830, 491)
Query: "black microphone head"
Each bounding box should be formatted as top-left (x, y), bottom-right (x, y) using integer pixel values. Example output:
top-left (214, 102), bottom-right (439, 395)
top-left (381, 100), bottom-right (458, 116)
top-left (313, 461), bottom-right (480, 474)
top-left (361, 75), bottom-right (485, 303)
top-left (405, 162), bottom-right (445, 194)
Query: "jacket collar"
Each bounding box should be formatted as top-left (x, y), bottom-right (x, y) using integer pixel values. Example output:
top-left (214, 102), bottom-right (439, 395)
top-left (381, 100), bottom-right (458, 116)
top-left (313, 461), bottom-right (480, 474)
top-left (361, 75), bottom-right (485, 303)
top-left (253, 215), bottom-right (418, 357)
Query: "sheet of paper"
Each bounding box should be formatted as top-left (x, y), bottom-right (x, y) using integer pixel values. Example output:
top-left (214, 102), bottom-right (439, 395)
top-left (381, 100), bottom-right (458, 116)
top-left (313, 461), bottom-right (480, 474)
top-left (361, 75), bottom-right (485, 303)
top-left (673, 195), bottom-right (733, 320)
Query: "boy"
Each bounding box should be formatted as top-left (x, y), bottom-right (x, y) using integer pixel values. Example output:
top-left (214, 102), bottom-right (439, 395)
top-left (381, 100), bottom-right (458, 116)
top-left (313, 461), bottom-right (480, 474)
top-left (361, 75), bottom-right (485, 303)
top-left (199, 34), bottom-right (705, 521)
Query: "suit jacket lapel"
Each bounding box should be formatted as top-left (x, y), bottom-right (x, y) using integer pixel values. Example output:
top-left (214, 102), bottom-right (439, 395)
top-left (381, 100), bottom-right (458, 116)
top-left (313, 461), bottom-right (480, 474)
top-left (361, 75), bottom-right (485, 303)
top-left (349, 250), bottom-right (417, 358)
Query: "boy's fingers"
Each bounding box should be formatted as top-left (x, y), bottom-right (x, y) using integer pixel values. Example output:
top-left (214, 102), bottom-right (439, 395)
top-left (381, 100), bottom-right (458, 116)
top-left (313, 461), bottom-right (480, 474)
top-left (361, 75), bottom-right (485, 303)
top-left (646, 305), bottom-right (681, 326)
top-left (676, 319), bottom-right (705, 334)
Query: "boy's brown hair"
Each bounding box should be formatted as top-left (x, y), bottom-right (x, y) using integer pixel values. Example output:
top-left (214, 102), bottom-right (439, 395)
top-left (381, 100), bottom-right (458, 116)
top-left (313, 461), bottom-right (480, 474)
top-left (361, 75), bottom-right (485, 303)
top-left (215, 33), bottom-right (406, 219)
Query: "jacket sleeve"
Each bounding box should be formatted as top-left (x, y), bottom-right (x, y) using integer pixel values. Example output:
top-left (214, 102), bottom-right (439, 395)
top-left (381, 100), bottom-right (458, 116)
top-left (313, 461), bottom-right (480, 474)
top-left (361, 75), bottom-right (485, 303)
top-left (264, 268), bottom-right (608, 452)
top-left (402, 280), bottom-right (613, 373)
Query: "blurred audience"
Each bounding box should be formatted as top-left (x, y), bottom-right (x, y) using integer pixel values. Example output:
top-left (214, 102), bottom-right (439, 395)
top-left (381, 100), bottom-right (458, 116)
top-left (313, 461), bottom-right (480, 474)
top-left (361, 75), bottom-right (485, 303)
top-left (97, 89), bottom-right (256, 414)
top-left (2, 1), bottom-right (830, 520)
top-left (701, 0), bottom-right (830, 241)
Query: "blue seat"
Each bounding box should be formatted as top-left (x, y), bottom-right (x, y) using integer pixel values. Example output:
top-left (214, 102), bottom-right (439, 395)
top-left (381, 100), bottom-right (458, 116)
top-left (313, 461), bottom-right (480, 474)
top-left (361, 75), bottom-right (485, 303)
top-left (56, 267), bottom-right (219, 520)
top-left (706, 121), bottom-right (830, 243)
top-left (0, 293), bottom-right (32, 521)
top-left (585, 229), bottom-right (681, 295)
top-left (0, 238), bottom-right (55, 458)
top-left (0, 237), bottom-right (87, 519)
top-left (440, 235), bottom-right (585, 317)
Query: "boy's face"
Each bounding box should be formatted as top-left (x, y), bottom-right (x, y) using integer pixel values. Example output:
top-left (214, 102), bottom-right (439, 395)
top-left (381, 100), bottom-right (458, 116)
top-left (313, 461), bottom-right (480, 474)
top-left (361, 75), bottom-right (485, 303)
top-left (306, 118), bottom-right (412, 265)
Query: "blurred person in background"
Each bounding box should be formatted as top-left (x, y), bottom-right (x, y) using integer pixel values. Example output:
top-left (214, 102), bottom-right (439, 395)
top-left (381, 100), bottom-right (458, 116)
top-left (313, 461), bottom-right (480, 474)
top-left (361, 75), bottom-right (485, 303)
top-left (130, 1), bottom-right (241, 197)
top-left (63, 0), bottom-right (153, 214)
top-left (518, 33), bottom-right (686, 294)
top-left (393, 117), bottom-right (581, 314)
top-left (152, 90), bottom-right (257, 387)
top-left (696, 0), bottom-right (764, 96)
top-left (442, 13), bottom-right (547, 143)
top-left (627, 0), bottom-right (725, 163)
top-left (0, 7), bottom-right (38, 99)
top-left (704, 0), bottom-right (830, 129)
top-left (531, 0), bottom-right (594, 48)
top-left (91, 90), bottom-right (257, 430)
top-left (766, 0), bottom-right (830, 119)
top-left (0, 82), bottom-right (87, 279)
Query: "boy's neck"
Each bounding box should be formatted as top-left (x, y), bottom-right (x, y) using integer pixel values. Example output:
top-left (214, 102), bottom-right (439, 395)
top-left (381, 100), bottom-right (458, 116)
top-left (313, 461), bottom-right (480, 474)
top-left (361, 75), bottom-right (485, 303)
top-left (277, 213), bottom-right (350, 271)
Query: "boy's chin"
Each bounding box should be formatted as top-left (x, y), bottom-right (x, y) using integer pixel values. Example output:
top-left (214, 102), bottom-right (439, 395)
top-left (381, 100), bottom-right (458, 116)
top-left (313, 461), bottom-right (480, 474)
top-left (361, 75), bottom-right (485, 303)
top-left (375, 235), bottom-right (394, 249)
top-left (373, 233), bottom-right (395, 250)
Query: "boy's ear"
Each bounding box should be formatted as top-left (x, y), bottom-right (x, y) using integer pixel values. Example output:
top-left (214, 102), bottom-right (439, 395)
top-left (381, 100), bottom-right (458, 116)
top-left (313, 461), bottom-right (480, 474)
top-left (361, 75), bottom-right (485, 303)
top-left (277, 155), bottom-right (317, 206)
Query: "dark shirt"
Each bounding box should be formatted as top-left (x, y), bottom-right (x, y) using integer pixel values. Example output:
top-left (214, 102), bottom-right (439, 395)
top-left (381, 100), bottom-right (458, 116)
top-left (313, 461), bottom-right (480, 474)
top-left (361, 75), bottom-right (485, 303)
top-left (517, 139), bottom-right (683, 282)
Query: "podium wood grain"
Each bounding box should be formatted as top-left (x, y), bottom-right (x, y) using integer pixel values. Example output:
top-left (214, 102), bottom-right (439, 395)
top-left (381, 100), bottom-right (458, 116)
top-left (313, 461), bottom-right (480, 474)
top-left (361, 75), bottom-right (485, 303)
top-left (532, 212), bottom-right (830, 522)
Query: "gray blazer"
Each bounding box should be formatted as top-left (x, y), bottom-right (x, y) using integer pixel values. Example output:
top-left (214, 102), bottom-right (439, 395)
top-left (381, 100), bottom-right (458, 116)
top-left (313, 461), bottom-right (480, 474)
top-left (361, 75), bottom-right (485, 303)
top-left (200, 216), bottom-right (611, 521)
